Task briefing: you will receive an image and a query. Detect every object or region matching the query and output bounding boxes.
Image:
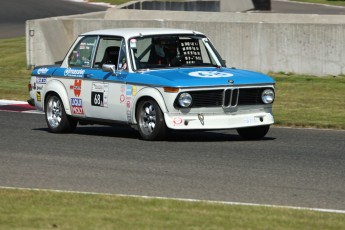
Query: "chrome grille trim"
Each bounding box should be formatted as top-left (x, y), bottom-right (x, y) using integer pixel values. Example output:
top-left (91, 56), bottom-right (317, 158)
top-left (223, 88), bottom-right (239, 108)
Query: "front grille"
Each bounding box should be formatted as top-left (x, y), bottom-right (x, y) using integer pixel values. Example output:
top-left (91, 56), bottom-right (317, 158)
top-left (176, 88), bottom-right (272, 108)
top-left (189, 90), bottom-right (223, 107)
top-left (238, 88), bottom-right (263, 105)
top-left (223, 88), bottom-right (239, 108)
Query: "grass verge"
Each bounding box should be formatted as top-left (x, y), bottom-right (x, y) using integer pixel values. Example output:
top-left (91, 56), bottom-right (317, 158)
top-left (270, 72), bottom-right (345, 129)
top-left (0, 188), bottom-right (344, 230)
top-left (0, 37), bottom-right (31, 100)
top-left (291, 0), bottom-right (345, 6)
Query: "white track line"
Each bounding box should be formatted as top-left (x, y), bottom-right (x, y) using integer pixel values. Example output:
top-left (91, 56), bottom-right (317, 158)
top-left (1, 186), bottom-right (344, 214)
top-left (0, 99), bottom-right (28, 105)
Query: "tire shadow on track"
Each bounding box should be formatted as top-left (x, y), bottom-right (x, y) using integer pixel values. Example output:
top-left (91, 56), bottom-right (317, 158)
top-left (33, 126), bottom-right (276, 142)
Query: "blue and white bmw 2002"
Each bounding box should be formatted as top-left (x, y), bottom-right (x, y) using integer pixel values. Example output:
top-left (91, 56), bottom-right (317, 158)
top-left (28, 28), bottom-right (275, 141)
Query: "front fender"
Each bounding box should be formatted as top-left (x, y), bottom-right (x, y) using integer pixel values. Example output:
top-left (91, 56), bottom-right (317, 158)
top-left (44, 79), bottom-right (71, 115)
top-left (131, 87), bottom-right (168, 124)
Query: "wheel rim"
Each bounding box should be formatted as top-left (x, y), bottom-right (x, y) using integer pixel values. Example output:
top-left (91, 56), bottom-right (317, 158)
top-left (139, 102), bottom-right (157, 135)
top-left (46, 96), bottom-right (62, 129)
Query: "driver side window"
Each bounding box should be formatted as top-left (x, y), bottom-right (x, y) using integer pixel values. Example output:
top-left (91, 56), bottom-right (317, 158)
top-left (68, 36), bottom-right (97, 68)
top-left (94, 37), bottom-right (124, 69)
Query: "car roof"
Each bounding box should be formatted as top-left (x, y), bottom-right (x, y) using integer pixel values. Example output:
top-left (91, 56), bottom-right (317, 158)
top-left (81, 28), bottom-right (204, 38)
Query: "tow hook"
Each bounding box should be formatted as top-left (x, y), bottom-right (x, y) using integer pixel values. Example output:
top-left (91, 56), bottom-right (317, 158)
top-left (198, 113), bottom-right (204, 125)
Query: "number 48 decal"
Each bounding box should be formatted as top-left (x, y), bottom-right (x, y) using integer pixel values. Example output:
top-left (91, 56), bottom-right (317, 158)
top-left (91, 92), bottom-right (104, 107)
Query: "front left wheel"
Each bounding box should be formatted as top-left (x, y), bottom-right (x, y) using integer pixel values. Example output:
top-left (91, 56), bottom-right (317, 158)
top-left (45, 94), bottom-right (77, 133)
top-left (136, 98), bottom-right (167, 141)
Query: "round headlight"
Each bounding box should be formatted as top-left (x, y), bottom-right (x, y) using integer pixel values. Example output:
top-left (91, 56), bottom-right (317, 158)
top-left (261, 89), bottom-right (275, 104)
top-left (178, 93), bottom-right (192, 108)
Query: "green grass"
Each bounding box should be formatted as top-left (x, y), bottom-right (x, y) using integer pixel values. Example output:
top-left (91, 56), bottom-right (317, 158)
top-left (270, 72), bottom-right (345, 129)
top-left (291, 0), bottom-right (345, 6)
top-left (0, 188), bottom-right (344, 230)
top-left (0, 37), bottom-right (31, 100)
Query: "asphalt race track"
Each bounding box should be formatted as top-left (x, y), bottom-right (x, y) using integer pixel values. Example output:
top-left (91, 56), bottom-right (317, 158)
top-left (271, 0), bottom-right (345, 14)
top-left (2, 0), bottom-right (345, 38)
top-left (0, 0), bottom-right (108, 38)
top-left (0, 110), bottom-right (344, 211)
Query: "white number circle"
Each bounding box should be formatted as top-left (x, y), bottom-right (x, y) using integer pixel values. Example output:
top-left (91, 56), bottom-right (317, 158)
top-left (189, 71), bottom-right (233, 78)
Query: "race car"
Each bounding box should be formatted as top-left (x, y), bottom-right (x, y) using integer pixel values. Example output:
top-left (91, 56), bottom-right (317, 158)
top-left (28, 28), bottom-right (275, 141)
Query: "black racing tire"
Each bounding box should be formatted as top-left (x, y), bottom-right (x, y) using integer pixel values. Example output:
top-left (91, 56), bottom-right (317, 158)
top-left (136, 98), bottom-right (167, 141)
top-left (236, 125), bottom-right (270, 140)
top-left (45, 94), bottom-right (77, 133)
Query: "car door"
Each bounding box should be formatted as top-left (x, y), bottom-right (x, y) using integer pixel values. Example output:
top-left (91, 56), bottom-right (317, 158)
top-left (52, 35), bottom-right (128, 122)
top-left (87, 36), bottom-right (129, 121)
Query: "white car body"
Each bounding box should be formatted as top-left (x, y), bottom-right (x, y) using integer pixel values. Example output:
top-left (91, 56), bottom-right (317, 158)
top-left (28, 28), bottom-right (275, 140)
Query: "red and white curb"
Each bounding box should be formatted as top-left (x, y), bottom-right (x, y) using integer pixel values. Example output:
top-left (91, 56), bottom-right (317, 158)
top-left (0, 100), bottom-right (43, 114)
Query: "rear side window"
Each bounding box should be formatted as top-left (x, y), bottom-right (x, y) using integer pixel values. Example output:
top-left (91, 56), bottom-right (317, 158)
top-left (68, 36), bottom-right (98, 68)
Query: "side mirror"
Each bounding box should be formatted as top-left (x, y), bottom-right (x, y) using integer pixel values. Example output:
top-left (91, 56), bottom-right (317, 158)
top-left (102, 64), bottom-right (116, 74)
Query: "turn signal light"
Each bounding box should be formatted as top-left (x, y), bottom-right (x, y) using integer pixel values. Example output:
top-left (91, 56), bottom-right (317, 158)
top-left (164, 87), bottom-right (179, 93)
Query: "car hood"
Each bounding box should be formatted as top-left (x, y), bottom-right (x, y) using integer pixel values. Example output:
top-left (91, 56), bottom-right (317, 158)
top-left (131, 67), bottom-right (275, 88)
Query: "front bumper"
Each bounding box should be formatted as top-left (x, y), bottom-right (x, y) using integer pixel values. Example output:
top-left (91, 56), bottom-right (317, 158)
top-left (164, 111), bottom-right (274, 130)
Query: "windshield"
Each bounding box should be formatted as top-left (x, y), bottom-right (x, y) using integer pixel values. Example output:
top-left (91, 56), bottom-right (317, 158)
top-left (129, 34), bottom-right (225, 71)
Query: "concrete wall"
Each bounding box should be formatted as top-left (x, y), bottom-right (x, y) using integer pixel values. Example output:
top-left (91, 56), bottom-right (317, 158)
top-left (26, 11), bottom-right (106, 67)
top-left (26, 9), bottom-right (345, 76)
top-left (121, 0), bottom-right (256, 13)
